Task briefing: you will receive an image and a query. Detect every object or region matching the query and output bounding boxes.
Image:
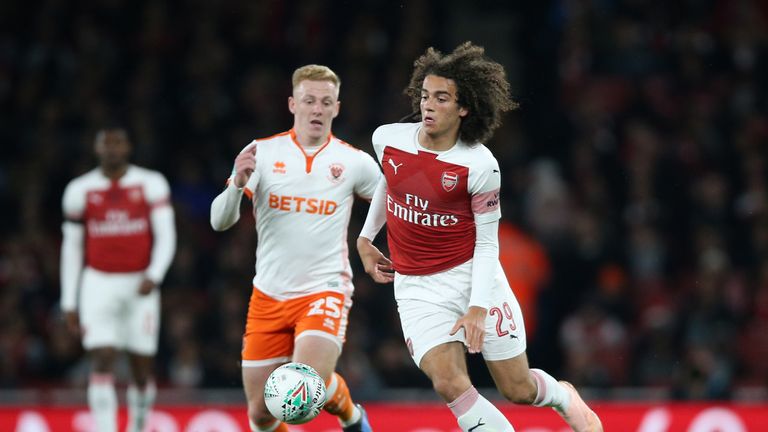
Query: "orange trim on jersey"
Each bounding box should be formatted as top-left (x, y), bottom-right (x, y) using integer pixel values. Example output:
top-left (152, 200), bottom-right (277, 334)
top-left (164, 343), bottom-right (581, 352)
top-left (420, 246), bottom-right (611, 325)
top-left (255, 130), bottom-right (292, 142)
top-left (289, 129), bottom-right (333, 173)
top-left (335, 137), bottom-right (360, 151)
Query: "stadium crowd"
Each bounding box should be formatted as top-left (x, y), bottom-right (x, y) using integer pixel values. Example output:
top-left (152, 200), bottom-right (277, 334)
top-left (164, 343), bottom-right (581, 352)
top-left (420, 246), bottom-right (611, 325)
top-left (1, 0), bottom-right (767, 401)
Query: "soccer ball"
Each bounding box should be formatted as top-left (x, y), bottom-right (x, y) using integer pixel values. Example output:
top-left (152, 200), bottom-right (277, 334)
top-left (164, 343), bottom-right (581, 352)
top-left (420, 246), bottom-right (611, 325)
top-left (264, 362), bottom-right (327, 424)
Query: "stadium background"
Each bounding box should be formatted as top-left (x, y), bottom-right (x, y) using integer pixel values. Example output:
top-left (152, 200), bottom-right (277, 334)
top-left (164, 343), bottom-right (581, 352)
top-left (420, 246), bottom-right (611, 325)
top-left (1, 0), bottom-right (767, 430)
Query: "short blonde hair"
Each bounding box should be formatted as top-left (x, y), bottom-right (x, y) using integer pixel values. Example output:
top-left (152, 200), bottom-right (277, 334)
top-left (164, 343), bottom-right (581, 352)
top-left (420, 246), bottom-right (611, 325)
top-left (292, 64), bottom-right (341, 91)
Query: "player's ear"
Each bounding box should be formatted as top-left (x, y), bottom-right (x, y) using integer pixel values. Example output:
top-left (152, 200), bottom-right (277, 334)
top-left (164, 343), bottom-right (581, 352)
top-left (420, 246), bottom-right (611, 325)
top-left (459, 106), bottom-right (469, 118)
top-left (332, 100), bottom-right (340, 118)
top-left (288, 96), bottom-right (296, 114)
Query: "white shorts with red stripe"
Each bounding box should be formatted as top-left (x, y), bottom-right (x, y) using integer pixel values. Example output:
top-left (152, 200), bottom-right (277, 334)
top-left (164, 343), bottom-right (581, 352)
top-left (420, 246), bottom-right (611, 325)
top-left (79, 267), bottom-right (160, 355)
top-left (395, 259), bottom-right (526, 367)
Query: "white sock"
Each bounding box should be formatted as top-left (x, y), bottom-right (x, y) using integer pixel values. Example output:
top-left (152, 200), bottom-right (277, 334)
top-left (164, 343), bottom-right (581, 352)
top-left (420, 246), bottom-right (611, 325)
top-left (88, 373), bottom-right (117, 432)
top-left (530, 368), bottom-right (571, 410)
top-left (449, 386), bottom-right (515, 432)
top-left (126, 381), bottom-right (156, 432)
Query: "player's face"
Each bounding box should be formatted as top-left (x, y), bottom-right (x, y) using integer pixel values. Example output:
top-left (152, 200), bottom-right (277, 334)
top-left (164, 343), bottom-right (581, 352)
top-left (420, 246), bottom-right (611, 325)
top-left (420, 74), bottom-right (468, 138)
top-left (94, 130), bottom-right (131, 169)
top-left (289, 79), bottom-right (340, 142)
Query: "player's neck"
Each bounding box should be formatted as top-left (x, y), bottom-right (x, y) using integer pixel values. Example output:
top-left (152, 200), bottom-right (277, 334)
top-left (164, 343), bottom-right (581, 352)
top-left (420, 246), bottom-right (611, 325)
top-left (292, 129), bottom-right (329, 148)
top-left (101, 164), bottom-right (128, 180)
top-left (418, 128), bottom-right (458, 152)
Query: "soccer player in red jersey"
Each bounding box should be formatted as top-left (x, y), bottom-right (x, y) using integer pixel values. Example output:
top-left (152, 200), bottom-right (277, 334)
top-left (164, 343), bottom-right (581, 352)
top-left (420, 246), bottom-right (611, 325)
top-left (358, 42), bottom-right (603, 432)
top-left (60, 126), bottom-right (177, 432)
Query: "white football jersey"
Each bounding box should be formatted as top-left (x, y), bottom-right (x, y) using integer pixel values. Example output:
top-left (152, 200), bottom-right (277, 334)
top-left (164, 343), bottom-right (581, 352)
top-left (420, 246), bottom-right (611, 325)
top-left (233, 130), bottom-right (381, 299)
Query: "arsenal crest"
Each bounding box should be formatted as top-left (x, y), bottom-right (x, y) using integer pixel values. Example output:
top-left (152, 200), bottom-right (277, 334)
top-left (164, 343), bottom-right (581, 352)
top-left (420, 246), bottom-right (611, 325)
top-left (441, 171), bottom-right (459, 192)
top-left (328, 163), bottom-right (346, 184)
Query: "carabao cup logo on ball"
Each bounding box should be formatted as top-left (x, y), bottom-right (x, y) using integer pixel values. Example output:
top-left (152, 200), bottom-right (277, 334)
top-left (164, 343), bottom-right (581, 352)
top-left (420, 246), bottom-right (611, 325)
top-left (264, 362), bottom-right (327, 425)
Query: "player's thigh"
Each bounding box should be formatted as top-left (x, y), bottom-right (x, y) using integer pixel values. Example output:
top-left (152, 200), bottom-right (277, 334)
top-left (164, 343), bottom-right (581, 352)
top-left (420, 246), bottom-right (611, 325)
top-left (397, 296), bottom-right (466, 368)
top-left (420, 341), bottom-right (469, 382)
top-left (291, 290), bottom-right (350, 358)
top-left (292, 334), bottom-right (340, 382)
top-left (480, 271), bottom-right (527, 362)
top-left (243, 364), bottom-right (283, 409)
top-left (242, 288), bottom-right (294, 365)
top-left (125, 288), bottom-right (160, 355)
top-left (79, 268), bottom-right (135, 350)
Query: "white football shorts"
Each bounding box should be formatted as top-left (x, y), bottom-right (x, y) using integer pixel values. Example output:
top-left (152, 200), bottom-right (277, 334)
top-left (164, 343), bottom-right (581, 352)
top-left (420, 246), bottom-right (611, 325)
top-left (79, 267), bottom-right (160, 355)
top-left (395, 260), bottom-right (526, 367)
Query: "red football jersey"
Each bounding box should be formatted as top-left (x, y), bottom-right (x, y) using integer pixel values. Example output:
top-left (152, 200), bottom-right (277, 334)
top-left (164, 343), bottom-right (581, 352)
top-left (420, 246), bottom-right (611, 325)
top-left (373, 123), bottom-right (501, 275)
top-left (62, 166), bottom-right (171, 272)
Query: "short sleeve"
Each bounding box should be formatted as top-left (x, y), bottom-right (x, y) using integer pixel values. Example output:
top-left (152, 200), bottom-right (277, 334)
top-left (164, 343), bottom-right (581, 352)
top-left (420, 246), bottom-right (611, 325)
top-left (62, 180), bottom-right (86, 222)
top-left (371, 125), bottom-right (387, 164)
top-left (354, 150), bottom-right (382, 200)
top-left (145, 172), bottom-right (172, 206)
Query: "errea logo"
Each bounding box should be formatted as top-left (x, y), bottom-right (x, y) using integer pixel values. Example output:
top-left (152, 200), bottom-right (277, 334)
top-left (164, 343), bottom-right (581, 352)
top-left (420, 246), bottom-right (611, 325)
top-left (273, 161), bottom-right (286, 174)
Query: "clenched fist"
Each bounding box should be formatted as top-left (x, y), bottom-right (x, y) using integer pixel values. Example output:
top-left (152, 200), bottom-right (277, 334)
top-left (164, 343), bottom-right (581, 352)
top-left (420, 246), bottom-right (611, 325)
top-left (234, 144), bottom-right (257, 188)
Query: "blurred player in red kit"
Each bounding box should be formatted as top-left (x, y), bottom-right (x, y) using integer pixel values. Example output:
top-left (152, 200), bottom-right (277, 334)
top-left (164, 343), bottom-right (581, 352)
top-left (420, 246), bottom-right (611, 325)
top-left (357, 42), bottom-right (603, 432)
top-left (60, 126), bottom-right (177, 432)
top-left (210, 65), bottom-right (380, 432)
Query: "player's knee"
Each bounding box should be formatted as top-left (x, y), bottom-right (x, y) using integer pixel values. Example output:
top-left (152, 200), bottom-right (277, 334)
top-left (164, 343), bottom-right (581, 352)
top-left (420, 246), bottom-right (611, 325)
top-left (90, 348), bottom-right (117, 373)
top-left (431, 374), bottom-right (472, 401)
top-left (247, 401), bottom-right (273, 424)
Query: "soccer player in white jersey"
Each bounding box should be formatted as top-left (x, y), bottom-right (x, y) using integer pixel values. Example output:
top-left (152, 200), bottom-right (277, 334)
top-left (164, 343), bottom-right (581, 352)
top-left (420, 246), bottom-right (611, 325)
top-left (60, 126), bottom-right (176, 432)
top-left (357, 42), bottom-right (603, 432)
top-left (210, 65), bottom-right (380, 432)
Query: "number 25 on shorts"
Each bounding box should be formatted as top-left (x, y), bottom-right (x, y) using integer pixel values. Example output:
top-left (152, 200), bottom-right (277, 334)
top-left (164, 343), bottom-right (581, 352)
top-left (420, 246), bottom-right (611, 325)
top-left (307, 296), bottom-right (342, 318)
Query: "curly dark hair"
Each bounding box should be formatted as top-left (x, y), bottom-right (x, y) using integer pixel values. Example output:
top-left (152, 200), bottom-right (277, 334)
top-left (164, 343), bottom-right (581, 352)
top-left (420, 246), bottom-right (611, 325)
top-left (404, 41), bottom-right (518, 144)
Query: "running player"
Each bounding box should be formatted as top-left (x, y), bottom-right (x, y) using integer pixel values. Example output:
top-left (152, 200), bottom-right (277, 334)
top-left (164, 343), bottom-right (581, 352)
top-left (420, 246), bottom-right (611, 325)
top-left (210, 64), bottom-right (380, 432)
top-left (357, 42), bottom-right (603, 432)
top-left (60, 126), bottom-right (177, 432)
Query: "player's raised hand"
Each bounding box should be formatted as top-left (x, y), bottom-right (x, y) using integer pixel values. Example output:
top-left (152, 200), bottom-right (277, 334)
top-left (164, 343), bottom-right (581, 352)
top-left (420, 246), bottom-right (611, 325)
top-left (234, 144), bottom-right (257, 188)
top-left (357, 237), bottom-right (394, 283)
top-left (450, 306), bottom-right (488, 354)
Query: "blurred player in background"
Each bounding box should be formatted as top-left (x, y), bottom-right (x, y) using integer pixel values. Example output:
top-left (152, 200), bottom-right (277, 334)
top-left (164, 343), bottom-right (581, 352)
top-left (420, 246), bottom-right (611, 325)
top-left (60, 126), bottom-right (177, 432)
top-left (210, 65), bottom-right (380, 432)
top-left (357, 42), bottom-right (603, 432)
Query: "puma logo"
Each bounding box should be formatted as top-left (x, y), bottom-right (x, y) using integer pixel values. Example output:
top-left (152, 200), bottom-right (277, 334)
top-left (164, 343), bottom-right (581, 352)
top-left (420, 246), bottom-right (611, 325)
top-left (468, 418), bottom-right (486, 432)
top-left (388, 158), bottom-right (403, 175)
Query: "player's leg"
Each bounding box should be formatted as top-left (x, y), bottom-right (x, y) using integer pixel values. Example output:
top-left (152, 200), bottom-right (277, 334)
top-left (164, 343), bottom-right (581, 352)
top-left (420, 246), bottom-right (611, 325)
top-left (125, 286), bottom-right (160, 432)
top-left (241, 287), bottom-right (292, 432)
top-left (483, 269), bottom-right (602, 432)
top-left (487, 354), bottom-right (602, 432)
top-left (80, 269), bottom-right (125, 432)
top-left (291, 291), bottom-right (370, 431)
top-left (126, 353), bottom-right (156, 432)
top-left (243, 364), bottom-right (288, 432)
top-left (420, 342), bottom-right (514, 432)
top-left (87, 347), bottom-right (120, 432)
